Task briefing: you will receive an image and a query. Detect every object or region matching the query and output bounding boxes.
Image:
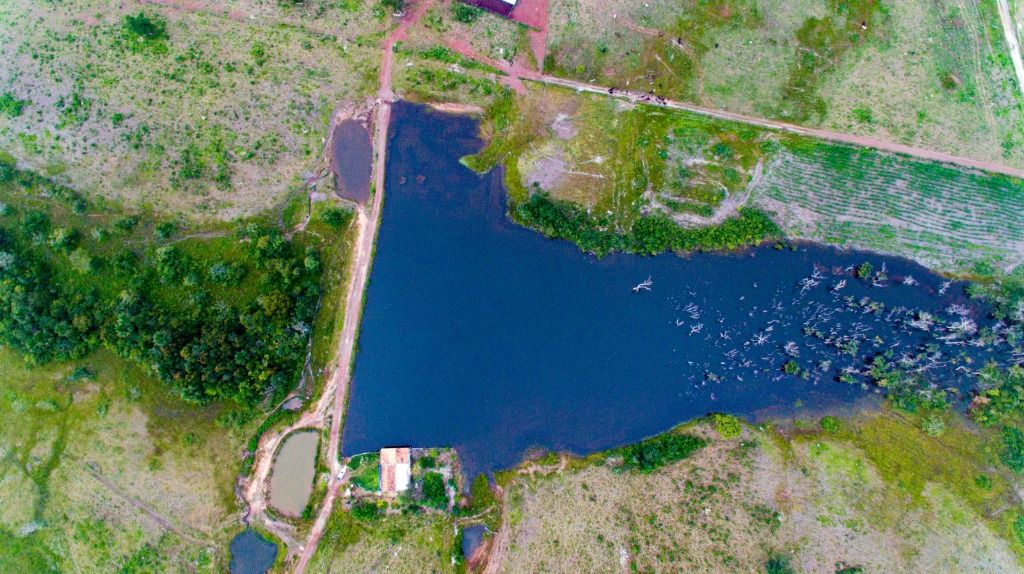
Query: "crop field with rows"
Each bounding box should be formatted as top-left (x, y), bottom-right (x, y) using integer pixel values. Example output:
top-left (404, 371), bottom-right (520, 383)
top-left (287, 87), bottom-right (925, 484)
top-left (752, 139), bottom-right (1024, 273)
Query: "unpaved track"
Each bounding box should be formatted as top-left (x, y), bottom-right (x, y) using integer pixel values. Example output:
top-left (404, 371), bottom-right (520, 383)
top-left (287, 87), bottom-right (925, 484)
top-left (83, 462), bottom-right (207, 546)
top-left (534, 75), bottom-right (1024, 178)
top-left (998, 0), bottom-right (1024, 99)
top-left (439, 26), bottom-right (1024, 178)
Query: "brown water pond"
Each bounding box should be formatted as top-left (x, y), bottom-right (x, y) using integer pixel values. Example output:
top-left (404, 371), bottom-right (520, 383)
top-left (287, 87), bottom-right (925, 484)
top-left (268, 430), bottom-right (319, 516)
top-left (330, 119), bottom-right (372, 203)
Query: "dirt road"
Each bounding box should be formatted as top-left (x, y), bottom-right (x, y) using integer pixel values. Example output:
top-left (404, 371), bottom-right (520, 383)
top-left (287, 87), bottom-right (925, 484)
top-left (290, 2), bottom-right (432, 572)
top-left (533, 75), bottom-right (1024, 178)
top-left (998, 0), bottom-right (1024, 99)
top-left (440, 8), bottom-right (1024, 180)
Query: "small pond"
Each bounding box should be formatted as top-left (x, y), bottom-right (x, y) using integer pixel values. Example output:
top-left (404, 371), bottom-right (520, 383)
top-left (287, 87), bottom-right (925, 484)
top-left (330, 119), bottom-right (372, 203)
top-left (268, 430), bottom-right (319, 516)
top-left (462, 524), bottom-right (488, 559)
top-left (342, 101), bottom-right (1016, 478)
top-left (229, 529), bottom-right (277, 574)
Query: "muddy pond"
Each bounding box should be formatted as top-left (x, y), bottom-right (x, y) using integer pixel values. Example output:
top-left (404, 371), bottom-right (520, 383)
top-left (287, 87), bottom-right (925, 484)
top-left (330, 119), bottom-right (372, 203)
top-left (342, 102), bottom-right (1016, 477)
top-left (268, 430), bottom-right (318, 516)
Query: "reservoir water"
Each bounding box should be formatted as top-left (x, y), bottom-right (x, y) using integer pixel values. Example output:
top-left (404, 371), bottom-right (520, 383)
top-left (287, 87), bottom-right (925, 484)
top-left (342, 102), bottom-right (1014, 477)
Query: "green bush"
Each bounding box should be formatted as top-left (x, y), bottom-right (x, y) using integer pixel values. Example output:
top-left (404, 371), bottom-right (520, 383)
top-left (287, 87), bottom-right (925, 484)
top-left (422, 471), bottom-right (448, 509)
top-left (711, 413), bottom-right (742, 438)
top-left (321, 206), bottom-right (352, 229)
top-left (513, 193), bottom-right (779, 258)
top-left (123, 12), bottom-right (167, 41)
top-left (615, 433), bottom-right (706, 473)
top-left (765, 553), bottom-right (794, 574)
top-left (855, 262), bottom-right (873, 280)
top-left (452, 3), bottom-right (481, 23)
top-left (782, 360), bottom-right (800, 375)
top-left (820, 416), bottom-right (841, 433)
top-left (0, 92), bottom-right (27, 118)
top-left (351, 501), bottom-right (380, 521)
top-left (1014, 515), bottom-right (1024, 544)
top-left (921, 414), bottom-right (946, 437)
top-left (1000, 426), bottom-right (1024, 473)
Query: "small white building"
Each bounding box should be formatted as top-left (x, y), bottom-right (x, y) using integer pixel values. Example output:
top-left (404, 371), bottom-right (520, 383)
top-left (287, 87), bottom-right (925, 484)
top-left (379, 447), bottom-right (411, 495)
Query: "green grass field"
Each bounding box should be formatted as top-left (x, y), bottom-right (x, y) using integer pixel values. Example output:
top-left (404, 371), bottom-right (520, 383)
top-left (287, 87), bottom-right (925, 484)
top-left (543, 0), bottom-right (1024, 168)
top-left (0, 347), bottom-right (242, 573)
top-left (0, 0), bottom-right (383, 219)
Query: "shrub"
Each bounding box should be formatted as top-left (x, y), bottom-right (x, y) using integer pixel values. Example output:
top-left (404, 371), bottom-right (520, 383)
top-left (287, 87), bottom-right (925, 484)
top-left (123, 12), bottom-right (167, 41)
top-left (48, 227), bottom-right (80, 252)
top-left (21, 210), bottom-right (50, 243)
top-left (351, 501), bottom-right (380, 520)
top-left (711, 413), bottom-right (742, 438)
top-left (0, 92), bottom-right (27, 118)
top-left (422, 471), bottom-right (448, 509)
top-left (155, 222), bottom-right (176, 240)
top-left (974, 474), bottom-right (992, 490)
top-left (321, 206), bottom-right (352, 229)
top-left (921, 414), bottom-right (946, 436)
top-left (114, 215), bottom-right (139, 232)
top-left (616, 433), bottom-right (706, 473)
top-left (68, 248), bottom-right (96, 273)
top-left (1000, 426), bottom-right (1024, 473)
top-left (452, 3), bottom-right (481, 23)
top-left (820, 416), bottom-right (841, 433)
top-left (208, 261), bottom-right (245, 286)
top-left (1014, 515), bottom-right (1024, 544)
top-left (467, 474), bottom-right (496, 514)
top-left (765, 553), bottom-right (794, 574)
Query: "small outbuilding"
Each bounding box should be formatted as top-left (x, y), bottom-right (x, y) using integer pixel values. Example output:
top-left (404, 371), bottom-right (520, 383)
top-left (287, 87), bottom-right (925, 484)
top-left (379, 447), bottom-right (411, 495)
top-left (460, 0), bottom-right (517, 17)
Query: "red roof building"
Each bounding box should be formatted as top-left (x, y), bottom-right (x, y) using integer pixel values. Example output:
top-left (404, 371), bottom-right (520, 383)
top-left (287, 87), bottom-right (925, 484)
top-left (379, 447), bottom-right (411, 495)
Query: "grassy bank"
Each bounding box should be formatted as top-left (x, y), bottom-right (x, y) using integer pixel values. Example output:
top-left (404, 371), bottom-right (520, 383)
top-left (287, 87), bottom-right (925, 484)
top-left (464, 84), bottom-right (1024, 273)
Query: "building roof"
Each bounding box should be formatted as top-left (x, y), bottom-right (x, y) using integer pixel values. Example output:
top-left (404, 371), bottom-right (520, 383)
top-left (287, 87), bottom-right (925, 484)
top-left (379, 447), bottom-right (411, 494)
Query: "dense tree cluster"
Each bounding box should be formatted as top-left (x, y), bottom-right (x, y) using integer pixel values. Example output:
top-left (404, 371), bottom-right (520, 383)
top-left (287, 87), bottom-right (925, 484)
top-left (614, 432), bottom-right (706, 473)
top-left (0, 219), bottom-right (323, 406)
top-left (513, 193), bottom-right (780, 257)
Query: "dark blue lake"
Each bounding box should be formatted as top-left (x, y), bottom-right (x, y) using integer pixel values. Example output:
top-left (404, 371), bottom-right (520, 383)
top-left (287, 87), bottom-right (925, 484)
top-left (342, 102), bottom-right (1012, 476)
